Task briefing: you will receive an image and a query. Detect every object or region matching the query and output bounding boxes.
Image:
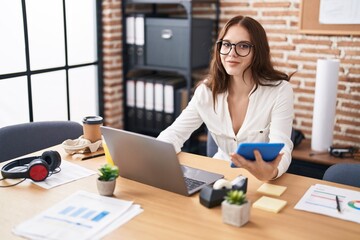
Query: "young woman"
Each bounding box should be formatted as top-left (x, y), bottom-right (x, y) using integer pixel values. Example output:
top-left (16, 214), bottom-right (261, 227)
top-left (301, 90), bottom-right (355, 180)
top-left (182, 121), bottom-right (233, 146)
top-left (157, 15), bottom-right (294, 181)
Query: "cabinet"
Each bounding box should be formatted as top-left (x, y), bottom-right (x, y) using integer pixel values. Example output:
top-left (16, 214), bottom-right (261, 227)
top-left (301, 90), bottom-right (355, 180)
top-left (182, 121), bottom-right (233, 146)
top-left (288, 139), bottom-right (359, 179)
top-left (121, 0), bottom-right (219, 153)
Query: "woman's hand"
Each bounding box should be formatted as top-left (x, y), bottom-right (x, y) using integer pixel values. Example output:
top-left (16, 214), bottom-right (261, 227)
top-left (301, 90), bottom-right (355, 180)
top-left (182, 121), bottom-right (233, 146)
top-left (230, 150), bottom-right (283, 181)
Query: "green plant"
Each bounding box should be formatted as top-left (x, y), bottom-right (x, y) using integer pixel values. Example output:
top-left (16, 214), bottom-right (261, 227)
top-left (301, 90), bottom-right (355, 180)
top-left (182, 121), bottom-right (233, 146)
top-left (224, 190), bottom-right (247, 205)
top-left (98, 164), bottom-right (119, 181)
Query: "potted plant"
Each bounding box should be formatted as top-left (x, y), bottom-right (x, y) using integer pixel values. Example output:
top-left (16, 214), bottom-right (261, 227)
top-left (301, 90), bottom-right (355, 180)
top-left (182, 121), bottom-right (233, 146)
top-left (96, 163), bottom-right (119, 196)
top-left (221, 190), bottom-right (250, 227)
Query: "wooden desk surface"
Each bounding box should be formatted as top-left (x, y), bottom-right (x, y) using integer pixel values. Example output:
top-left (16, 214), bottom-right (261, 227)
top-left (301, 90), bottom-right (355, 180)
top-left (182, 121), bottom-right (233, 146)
top-left (1, 146), bottom-right (359, 240)
top-left (292, 139), bottom-right (359, 165)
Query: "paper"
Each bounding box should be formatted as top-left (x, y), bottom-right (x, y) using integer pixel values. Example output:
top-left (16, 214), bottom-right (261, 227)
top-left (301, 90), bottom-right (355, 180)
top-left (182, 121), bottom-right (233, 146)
top-left (91, 204), bottom-right (143, 240)
top-left (33, 160), bottom-right (96, 189)
top-left (311, 59), bottom-right (339, 152)
top-left (295, 184), bottom-right (360, 224)
top-left (253, 196), bottom-right (287, 213)
top-left (13, 191), bottom-right (143, 240)
top-left (319, 0), bottom-right (360, 24)
top-left (257, 183), bottom-right (287, 197)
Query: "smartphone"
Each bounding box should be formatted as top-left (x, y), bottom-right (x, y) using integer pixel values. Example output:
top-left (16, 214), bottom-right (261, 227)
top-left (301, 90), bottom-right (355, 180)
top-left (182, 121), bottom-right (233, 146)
top-left (231, 143), bottom-right (285, 167)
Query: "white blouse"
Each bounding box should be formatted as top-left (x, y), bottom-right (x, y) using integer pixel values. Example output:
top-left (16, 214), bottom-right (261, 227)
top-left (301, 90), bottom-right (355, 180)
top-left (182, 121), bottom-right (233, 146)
top-left (157, 80), bottom-right (294, 178)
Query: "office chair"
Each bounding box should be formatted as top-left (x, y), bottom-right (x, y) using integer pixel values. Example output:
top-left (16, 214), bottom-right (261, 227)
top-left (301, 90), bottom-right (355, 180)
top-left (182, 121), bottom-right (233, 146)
top-left (0, 121), bottom-right (83, 162)
top-left (322, 163), bottom-right (360, 188)
top-left (207, 133), bottom-right (217, 157)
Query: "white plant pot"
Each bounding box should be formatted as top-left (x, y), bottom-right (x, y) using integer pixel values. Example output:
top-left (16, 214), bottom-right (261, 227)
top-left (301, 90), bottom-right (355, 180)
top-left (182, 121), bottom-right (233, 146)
top-left (221, 200), bottom-right (251, 227)
top-left (96, 178), bottom-right (116, 196)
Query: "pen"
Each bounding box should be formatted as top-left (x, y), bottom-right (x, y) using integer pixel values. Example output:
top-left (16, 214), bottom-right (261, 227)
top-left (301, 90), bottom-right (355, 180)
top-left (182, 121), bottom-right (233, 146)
top-left (335, 195), bottom-right (341, 213)
top-left (82, 153), bottom-right (105, 161)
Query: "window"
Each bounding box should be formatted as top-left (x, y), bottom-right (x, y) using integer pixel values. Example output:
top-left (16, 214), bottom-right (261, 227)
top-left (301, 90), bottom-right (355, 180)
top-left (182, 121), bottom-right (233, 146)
top-left (0, 0), bottom-right (103, 127)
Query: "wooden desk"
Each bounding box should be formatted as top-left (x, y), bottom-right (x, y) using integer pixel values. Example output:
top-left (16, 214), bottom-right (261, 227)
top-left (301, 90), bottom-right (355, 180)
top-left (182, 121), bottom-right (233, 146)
top-left (1, 146), bottom-right (359, 240)
top-left (289, 139), bottom-right (359, 179)
top-left (292, 139), bottom-right (358, 165)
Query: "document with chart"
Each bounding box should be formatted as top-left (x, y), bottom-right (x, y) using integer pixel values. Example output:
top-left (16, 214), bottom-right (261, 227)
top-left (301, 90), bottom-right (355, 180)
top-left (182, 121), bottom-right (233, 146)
top-left (295, 184), bottom-right (360, 224)
top-left (33, 160), bottom-right (96, 189)
top-left (13, 191), bottom-right (143, 240)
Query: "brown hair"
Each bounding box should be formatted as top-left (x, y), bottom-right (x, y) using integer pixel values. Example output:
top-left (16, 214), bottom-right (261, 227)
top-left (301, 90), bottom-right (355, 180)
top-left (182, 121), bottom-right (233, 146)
top-left (205, 15), bottom-right (293, 106)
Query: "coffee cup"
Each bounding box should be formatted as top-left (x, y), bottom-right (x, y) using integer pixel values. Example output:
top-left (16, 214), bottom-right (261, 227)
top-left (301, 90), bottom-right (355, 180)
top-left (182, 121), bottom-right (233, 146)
top-left (82, 116), bottom-right (103, 143)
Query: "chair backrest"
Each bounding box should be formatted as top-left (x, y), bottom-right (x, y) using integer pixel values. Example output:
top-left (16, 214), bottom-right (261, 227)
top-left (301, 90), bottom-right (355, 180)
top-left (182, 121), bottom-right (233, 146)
top-left (206, 133), bottom-right (217, 157)
top-left (0, 121), bottom-right (83, 162)
top-left (323, 163), bottom-right (360, 188)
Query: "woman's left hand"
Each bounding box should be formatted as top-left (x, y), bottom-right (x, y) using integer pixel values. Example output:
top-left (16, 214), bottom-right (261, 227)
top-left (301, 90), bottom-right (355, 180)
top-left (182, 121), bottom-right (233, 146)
top-left (230, 150), bottom-right (283, 181)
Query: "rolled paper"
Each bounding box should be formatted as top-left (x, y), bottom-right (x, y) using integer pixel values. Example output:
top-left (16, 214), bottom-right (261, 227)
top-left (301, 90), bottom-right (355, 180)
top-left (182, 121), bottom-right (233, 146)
top-left (311, 59), bottom-right (340, 152)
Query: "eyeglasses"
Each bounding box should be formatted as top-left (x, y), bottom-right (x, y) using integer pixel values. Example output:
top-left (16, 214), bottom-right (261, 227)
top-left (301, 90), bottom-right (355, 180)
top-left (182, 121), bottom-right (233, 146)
top-left (217, 40), bottom-right (254, 57)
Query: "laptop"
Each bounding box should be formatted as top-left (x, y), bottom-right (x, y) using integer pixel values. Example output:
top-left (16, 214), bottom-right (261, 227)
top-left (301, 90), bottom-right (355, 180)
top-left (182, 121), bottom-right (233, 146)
top-left (101, 126), bottom-right (224, 196)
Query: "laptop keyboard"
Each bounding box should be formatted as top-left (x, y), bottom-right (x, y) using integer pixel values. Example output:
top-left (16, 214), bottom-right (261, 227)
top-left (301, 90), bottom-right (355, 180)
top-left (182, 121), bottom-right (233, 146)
top-left (184, 177), bottom-right (205, 191)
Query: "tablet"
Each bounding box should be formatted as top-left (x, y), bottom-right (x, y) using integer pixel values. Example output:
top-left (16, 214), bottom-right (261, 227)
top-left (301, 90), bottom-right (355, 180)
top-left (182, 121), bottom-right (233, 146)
top-left (231, 143), bottom-right (284, 167)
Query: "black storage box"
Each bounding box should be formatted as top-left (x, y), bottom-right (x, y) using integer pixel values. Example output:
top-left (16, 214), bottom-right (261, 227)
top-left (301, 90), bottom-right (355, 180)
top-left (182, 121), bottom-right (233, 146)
top-left (145, 18), bottom-right (214, 69)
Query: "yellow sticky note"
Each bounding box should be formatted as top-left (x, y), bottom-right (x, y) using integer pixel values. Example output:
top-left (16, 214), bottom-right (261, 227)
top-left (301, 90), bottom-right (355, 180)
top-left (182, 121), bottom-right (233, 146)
top-left (257, 183), bottom-right (287, 197)
top-left (253, 196), bottom-right (287, 213)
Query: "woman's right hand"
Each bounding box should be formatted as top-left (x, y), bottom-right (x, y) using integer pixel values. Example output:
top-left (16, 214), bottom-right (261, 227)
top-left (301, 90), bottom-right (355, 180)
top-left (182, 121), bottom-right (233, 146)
top-left (230, 150), bottom-right (283, 181)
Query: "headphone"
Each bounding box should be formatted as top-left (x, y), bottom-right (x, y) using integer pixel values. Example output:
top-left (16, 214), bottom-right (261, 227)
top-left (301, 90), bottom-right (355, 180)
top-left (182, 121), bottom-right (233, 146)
top-left (329, 146), bottom-right (358, 158)
top-left (1, 151), bottom-right (61, 182)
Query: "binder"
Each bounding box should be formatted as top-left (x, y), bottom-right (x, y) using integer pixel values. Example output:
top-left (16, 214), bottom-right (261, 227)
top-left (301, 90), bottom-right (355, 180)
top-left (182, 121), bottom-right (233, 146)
top-left (135, 14), bottom-right (145, 66)
top-left (162, 76), bottom-right (186, 128)
top-left (154, 77), bottom-right (164, 130)
top-left (144, 76), bottom-right (155, 129)
top-left (174, 87), bottom-right (188, 118)
top-left (126, 79), bottom-right (136, 131)
top-left (126, 14), bottom-right (145, 67)
top-left (135, 77), bottom-right (145, 129)
top-left (128, 74), bottom-right (186, 133)
top-left (126, 15), bottom-right (136, 68)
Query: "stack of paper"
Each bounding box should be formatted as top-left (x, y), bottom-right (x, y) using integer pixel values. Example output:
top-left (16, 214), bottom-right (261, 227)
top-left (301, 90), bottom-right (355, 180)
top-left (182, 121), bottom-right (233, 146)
top-left (13, 191), bottom-right (143, 240)
top-left (295, 184), bottom-right (360, 224)
top-left (32, 160), bottom-right (96, 189)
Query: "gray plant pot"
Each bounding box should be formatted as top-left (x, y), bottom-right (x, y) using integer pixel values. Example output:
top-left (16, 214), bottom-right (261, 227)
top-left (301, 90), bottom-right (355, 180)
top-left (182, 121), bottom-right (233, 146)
top-left (221, 200), bottom-right (251, 227)
top-left (96, 178), bottom-right (116, 196)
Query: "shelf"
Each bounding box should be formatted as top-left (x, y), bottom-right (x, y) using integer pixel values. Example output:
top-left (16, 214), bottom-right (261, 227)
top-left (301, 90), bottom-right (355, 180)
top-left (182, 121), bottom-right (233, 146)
top-left (125, 0), bottom-right (219, 18)
top-left (127, 65), bottom-right (207, 76)
top-left (122, 0), bottom-right (219, 154)
top-left (126, 0), bottom-right (218, 4)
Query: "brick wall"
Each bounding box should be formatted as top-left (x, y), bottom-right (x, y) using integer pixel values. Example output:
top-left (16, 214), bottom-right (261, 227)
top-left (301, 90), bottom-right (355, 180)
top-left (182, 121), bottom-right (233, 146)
top-left (102, 0), bottom-right (123, 129)
top-left (102, 0), bottom-right (360, 147)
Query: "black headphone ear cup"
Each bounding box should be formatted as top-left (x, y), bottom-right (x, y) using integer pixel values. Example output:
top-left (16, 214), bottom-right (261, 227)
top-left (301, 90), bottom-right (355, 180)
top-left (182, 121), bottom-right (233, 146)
top-left (28, 158), bottom-right (49, 182)
top-left (41, 151), bottom-right (61, 172)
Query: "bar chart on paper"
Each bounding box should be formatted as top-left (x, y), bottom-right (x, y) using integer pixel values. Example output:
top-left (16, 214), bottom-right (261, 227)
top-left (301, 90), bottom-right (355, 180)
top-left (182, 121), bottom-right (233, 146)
top-left (13, 191), bottom-right (142, 240)
top-left (58, 206), bottom-right (110, 225)
top-left (295, 184), bottom-right (360, 224)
